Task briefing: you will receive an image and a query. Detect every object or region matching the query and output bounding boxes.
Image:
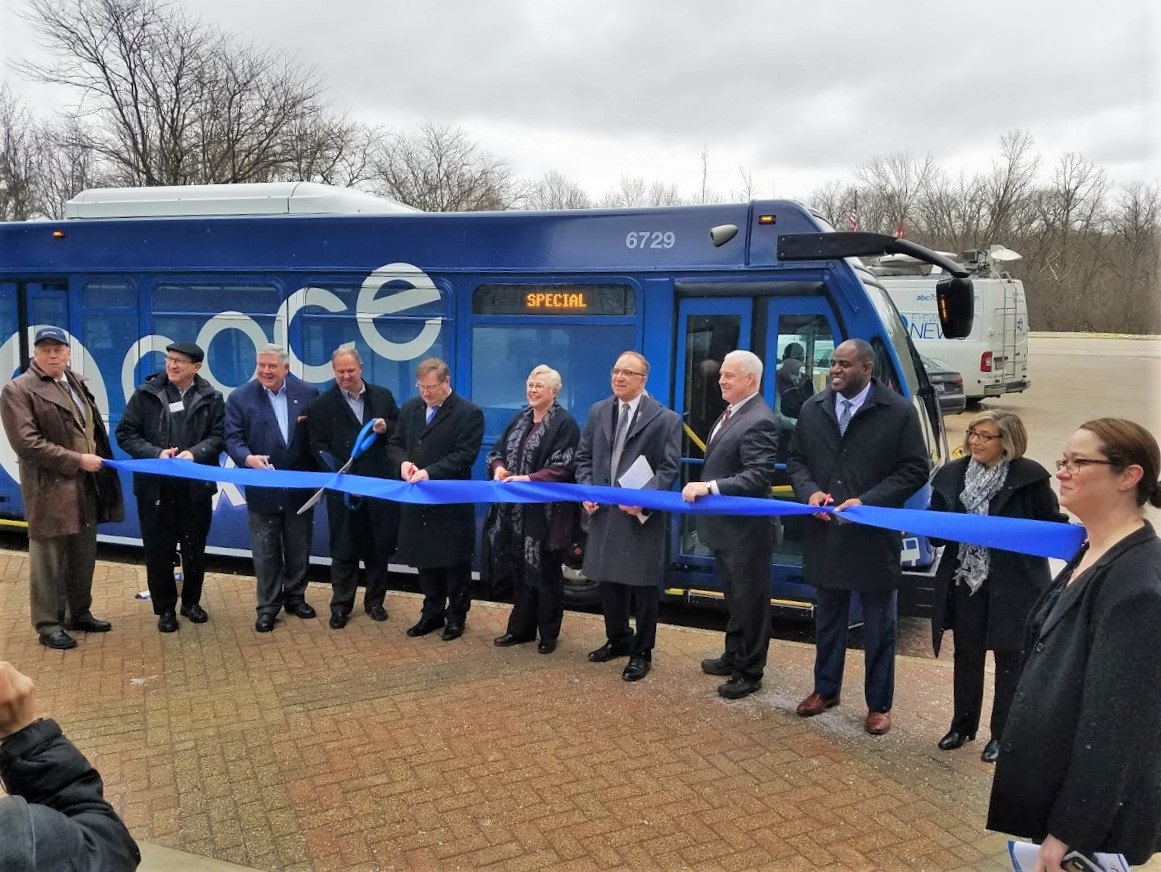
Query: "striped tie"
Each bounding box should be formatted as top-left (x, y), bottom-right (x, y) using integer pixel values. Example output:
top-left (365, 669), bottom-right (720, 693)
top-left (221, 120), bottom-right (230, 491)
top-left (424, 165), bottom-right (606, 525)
top-left (838, 400), bottom-right (853, 436)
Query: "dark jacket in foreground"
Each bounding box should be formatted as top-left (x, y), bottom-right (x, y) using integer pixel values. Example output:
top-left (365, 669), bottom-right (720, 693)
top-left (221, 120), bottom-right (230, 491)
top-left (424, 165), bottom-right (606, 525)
top-left (115, 372), bottom-right (225, 503)
top-left (987, 524), bottom-right (1161, 864)
top-left (928, 456), bottom-right (1066, 655)
top-left (786, 380), bottom-right (930, 592)
top-left (386, 391), bottom-right (484, 567)
top-left (0, 718), bottom-right (141, 871)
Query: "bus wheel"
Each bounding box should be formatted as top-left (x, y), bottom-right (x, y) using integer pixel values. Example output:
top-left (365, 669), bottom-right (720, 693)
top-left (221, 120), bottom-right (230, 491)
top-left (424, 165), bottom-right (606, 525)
top-left (562, 566), bottom-right (600, 609)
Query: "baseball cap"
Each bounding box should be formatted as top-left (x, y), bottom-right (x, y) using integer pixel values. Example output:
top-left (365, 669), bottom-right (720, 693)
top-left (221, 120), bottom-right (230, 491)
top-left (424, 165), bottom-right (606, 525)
top-left (33, 326), bottom-right (69, 346)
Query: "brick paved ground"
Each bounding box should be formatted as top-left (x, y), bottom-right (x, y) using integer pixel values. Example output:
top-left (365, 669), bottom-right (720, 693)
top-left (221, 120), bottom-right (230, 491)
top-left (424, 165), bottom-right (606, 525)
top-left (2, 550), bottom-right (1156, 872)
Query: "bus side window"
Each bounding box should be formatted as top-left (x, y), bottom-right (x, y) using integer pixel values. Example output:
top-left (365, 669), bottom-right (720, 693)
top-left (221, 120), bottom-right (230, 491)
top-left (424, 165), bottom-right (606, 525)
top-left (871, 337), bottom-right (904, 395)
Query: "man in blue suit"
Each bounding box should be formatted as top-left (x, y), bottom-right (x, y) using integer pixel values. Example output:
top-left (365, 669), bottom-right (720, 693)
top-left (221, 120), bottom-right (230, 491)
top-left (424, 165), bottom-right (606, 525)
top-left (225, 344), bottom-right (320, 632)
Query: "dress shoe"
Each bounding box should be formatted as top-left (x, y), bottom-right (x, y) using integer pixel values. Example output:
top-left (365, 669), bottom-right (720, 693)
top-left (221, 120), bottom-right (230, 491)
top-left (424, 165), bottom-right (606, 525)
top-left (981, 738), bottom-right (1001, 763)
top-left (179, 603), bottom-right (208, 623)
top-left (157, 611), bottom-right (179, 633)
top-left (717, 676), bottom-right (762, 699)
top-left (537, 639), bottom-right (558, 654)
top-left (865, 711), bottom-right (892, 735)
top-left (406, 617), bottom-right (444, 637)
top-left (622, 656), bottom-right (651, 681)
top-left (64, 616), bottom-right (111, 633)
top-left (700, 656), bottom-right (733, 676)
top-left (937, 729), bottom-right (975, 751)
top-left (796, 691), bottom-right (840, 717)
top-left (494, 633), bottom-right (533, 647)
top-left (39, 629), bottom-right (77, 650)
top-left (587, 640), bottom-right (632, 662)
top-left (286, 601), bottom-right (317, 619)
top-left (365, 604), bottom-right (388, 622)
top-left (441, 623), bottom-right (464, 641)
top-left (328, 611), bottom-right (349, 629)
top-left (255, 613), bottom-right (277, 633)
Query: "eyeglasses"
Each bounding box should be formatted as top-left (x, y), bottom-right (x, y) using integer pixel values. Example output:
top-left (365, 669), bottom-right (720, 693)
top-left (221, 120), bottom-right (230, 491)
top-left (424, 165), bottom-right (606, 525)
top-left (1055, 458), bottom-right (1115, 474)
top-left (611, 367), bottom-right (646, 378)
top-left (966, 429), bottom-right (1000, 443)
top-left (166, 356), bottom-right (195, 366)
top-left (526, 382), bottom-right (551, 391)
top-left (415, 381), bottom-right (445, 393)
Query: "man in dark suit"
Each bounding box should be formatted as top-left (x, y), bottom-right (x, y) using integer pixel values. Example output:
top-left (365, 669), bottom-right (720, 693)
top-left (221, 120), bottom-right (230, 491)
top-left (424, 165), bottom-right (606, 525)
top-left (306, 347), bottom-right (400, 630)
top-left (575, 351), bottom-right (681, 681)
top-left (681, 349), bottom-right (779, 699)
top-left (787, 339), bottom-right (929, 735)
top-left (386, 358), bottom-right (484, 641)
top-left (225, 344), bottom-right (320, 633)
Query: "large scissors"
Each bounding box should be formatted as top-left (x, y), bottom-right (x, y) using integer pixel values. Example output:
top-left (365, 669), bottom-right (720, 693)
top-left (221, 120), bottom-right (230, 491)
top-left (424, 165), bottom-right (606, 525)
top-left (297, 419), bottom-right (379, 515)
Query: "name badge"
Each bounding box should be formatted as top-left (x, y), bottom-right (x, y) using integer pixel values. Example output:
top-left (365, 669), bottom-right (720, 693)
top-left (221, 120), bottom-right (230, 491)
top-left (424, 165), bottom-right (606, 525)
top-left (168, 401), bottom-right (184, 413)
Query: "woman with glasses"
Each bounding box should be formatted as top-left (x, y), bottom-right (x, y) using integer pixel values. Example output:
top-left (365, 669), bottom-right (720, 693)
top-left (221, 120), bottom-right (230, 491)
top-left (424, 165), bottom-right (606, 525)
top-left (928, 410), bottom-right (1065, 762)
top-left (987, 418), bottom-right (1161, 869)
top-left (482, 365), bottom-right (580, 654)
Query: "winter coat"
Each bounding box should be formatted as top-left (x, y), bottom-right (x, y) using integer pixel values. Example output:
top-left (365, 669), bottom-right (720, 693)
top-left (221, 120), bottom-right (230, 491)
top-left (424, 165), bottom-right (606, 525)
top-left (0, 362), bottom-right (123, 538)
top-left (575, 394), bottom-right (681, 586)
top-left (929, 456), bottom-right (1066, 656)
top-left (987, 524), bottom-right (1161, 864)
top-left (115, 372), bottom-right (225, 504)
top-left (786, 379), bottom-right (930, 592)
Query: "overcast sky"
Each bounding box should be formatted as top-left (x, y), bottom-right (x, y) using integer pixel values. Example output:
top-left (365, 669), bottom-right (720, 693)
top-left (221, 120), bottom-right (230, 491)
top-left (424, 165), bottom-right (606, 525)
top-left (1, 0), bottom-right (1157, 201)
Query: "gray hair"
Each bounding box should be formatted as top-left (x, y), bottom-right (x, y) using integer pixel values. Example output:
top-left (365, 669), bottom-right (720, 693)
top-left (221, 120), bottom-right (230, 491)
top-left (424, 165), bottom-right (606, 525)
top-left (257, 343), bottom-right (289, 365)
top-left (723, 349), bottom-right (764, 384)
top-left (331, 345), bottom-right (362, 365)
top-left (528, 364), bottom-right (562, 393)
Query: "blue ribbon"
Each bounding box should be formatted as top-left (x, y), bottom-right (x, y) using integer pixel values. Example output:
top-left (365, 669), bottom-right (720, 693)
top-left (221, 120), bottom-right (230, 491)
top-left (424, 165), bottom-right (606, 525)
top-left (106, 458), bottom-right (1085, 561)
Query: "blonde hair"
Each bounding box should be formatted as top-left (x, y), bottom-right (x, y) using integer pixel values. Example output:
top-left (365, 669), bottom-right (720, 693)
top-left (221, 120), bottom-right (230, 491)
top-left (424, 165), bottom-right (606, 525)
top-left (962, 409), bottom-right (1028, 459)
top-left (528, 364), bottom-right (562, 393)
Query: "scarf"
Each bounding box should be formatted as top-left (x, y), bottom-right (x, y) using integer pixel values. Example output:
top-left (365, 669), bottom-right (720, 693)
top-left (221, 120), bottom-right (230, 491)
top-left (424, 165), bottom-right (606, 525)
top-left (953, 457), bottom-right (1010, 594)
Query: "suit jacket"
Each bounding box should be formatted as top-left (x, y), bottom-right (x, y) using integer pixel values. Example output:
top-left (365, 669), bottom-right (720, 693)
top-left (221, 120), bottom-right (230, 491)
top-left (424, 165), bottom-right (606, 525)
top-left (786, 379), bottom-right (930, 592)
top-left (574, 394), bottom-right (681, 586)
top-left (385, 391), bottom-right (484, 568)
top-left (306, 382), bottom-right (400, 560)
top-left (987, 524), bottom-right (1161, 864)
top-left (695, 396), bottom-right (779, 551)
top-left (224, 375), bottom-right (319, 514)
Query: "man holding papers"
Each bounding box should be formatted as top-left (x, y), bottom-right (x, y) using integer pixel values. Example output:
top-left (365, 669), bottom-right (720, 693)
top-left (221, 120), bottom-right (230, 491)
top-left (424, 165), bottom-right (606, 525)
top-left (681, 350), bottom-right (779, 699)
top-left (576, 352), bottom-right (681, 681)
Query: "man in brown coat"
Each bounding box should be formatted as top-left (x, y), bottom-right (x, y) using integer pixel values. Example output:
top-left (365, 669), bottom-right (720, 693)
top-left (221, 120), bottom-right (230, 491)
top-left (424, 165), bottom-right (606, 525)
top-left (0, 327), bottom-right (124, 650)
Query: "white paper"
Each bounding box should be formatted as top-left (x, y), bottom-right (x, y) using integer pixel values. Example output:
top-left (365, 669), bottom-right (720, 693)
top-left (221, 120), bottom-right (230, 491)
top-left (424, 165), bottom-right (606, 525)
top-left (1008, 841), bottom-right (1129, 872)
top-left (616, 455), bottom-right (654, 524)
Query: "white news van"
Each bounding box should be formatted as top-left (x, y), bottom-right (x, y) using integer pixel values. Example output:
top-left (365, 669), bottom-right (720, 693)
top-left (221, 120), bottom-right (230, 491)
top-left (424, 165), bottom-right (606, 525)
top-left (869, 245), bottom-right (1031, 402)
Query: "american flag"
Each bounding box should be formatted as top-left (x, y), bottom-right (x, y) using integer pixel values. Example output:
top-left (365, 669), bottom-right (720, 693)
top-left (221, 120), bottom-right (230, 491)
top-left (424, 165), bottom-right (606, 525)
top-left (848, 208), bottom-right (858, 231)
top-left (895, 220), bottom-right (905, 239)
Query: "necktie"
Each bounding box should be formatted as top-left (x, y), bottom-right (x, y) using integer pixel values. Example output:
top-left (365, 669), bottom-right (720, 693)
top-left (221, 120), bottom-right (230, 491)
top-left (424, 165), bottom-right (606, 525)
top-left (59, 379), bottom-right (86, 424)
top-left (610, 402), bottom-right (630, 479)
top-left (711, 407), bottom-right (731, 442)
top-left (426, 405), bottom-right (439, 425)
top-left (838, 400), bottom-right (853, 436)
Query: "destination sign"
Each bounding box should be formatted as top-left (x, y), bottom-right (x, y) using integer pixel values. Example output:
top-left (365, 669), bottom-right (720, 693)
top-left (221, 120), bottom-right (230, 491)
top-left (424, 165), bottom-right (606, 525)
top-left (473, 284), bottom-right (637, 316)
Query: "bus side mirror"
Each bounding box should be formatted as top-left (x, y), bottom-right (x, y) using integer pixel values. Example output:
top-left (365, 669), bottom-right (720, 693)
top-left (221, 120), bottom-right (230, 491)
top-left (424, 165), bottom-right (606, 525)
top-left (936, 276), bottom-right (974, 339)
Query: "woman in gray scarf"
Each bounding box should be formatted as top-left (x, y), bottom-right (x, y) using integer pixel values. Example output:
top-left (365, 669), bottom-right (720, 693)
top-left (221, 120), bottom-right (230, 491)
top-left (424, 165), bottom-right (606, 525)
top-left (927, 411), bottom-right (1066, 762)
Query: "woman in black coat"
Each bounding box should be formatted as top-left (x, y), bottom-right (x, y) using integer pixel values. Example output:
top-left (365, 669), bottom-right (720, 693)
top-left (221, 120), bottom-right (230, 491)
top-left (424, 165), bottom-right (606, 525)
top-left (987, 417), bottom-right (1161, 870)
top-left (929, 410), bottom-right (1065, 762)
top-left (483, 365), bottom-right (580, 654)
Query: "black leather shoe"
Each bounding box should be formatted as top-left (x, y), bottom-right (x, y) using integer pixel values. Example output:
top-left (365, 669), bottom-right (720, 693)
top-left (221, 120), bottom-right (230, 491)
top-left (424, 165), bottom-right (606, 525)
top-left (256, 613), bottom-right (277, 633)
top-left (365, 604), bottom-right (388, 622)
top-left (39, 629), bottom-right (77, 650)
top-left (587, 640), bottom-right (632, 662)
top-left (494, 633), bottom-right (533, 647)
top-left (718, 676), bottom-right (762, 699)
top-left (286, 601), bottom-right (317, 619)
top-left (537, 639), bottom-right (558, 654)
top-left (179, 603), bottom-right (208, 624)
top-left (937, 729), bottom-right (976, 751)
top-left (622, 656), bottom-right (651, 681)
top-left (441, 623), bottom-right (464, 641)
top-left (65, 616), bottom-right (111, 633)
top-left (329, 612), bottom-right (349, 630)
top-left (158, 611), bottom-right (179, 633)
top-left (700, 656), bottom-right (732, 676)
top-left (407, 617), bottom-right (444, 637)
top-left (981, 738), bottom-right (1000, 763)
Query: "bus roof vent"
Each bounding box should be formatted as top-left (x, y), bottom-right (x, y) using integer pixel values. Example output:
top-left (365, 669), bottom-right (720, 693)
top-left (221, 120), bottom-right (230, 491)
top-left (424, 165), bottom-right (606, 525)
top-left (64, 182), bottom-right (419, 219)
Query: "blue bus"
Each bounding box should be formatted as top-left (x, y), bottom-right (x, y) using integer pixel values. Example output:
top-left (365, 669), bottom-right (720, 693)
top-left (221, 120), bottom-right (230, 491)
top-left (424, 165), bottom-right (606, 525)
top-left (0, 183), bottom-right (972, 616)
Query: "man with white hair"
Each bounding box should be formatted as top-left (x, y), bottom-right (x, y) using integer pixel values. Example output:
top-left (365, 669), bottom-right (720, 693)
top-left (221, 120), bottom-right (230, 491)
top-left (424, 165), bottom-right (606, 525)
top-left (681, 349), bottom-right (779, 699)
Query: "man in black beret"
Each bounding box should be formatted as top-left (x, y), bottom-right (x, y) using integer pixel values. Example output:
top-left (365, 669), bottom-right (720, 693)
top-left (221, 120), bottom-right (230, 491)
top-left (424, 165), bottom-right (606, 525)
top-left (116, 341), bottom-right (225, 632)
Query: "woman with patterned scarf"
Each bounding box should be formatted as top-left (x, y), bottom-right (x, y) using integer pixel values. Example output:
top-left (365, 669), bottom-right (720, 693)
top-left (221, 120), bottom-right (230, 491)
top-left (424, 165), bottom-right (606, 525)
top-left (483, 365), bottom-right (581, 654)
top-left (927, 410), bottom-right (1066, 762)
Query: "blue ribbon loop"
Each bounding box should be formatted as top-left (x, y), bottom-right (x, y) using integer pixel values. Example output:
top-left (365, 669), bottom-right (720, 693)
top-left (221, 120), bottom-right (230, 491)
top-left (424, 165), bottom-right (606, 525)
top-left (107, 458), bottom-right (1085, 561)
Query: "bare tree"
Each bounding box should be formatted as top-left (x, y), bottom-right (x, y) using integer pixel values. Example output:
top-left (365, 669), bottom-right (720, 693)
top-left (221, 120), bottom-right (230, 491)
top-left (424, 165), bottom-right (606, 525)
top-left (373, 122), bottom-right (520, 211)
top-left (854, 151), bottom-right (937, 233)
top-left (731, 165), bottom-right (756, 202)
top-left (523, 170), bottom-right (591, 210)
top-left (0, 85), bottom-right (47, 219)
top-left (601, 175), bottom-right (682, 207)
